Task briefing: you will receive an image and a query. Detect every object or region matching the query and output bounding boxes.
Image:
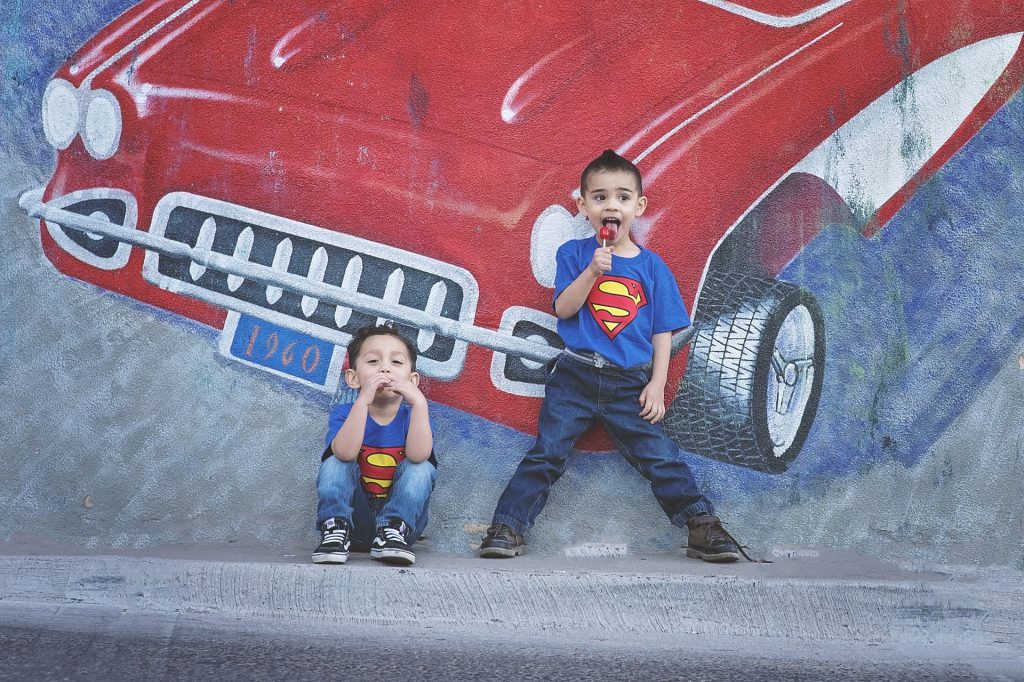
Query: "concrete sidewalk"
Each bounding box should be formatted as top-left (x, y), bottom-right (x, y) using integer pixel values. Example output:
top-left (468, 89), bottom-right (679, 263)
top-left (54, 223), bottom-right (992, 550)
top-left (1, 544), bottom-right (1021, 655)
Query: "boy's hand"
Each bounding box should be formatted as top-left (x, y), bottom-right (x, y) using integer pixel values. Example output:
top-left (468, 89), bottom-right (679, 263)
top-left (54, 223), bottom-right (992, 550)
top-left (588, 246), bottom-right (613, 277)
top-left (639, 379), bottom-right (666, 424)
top-left (356, 372), bottom-right (393, 404)
top-left (386, 377), bottom-right (427, 407)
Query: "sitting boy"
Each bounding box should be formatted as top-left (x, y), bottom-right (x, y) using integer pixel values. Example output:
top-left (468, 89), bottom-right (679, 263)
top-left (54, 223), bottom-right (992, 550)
top-left (314, 323), bottom-right (437, 566)
top-left (480, 149), bottom-right (742, 562)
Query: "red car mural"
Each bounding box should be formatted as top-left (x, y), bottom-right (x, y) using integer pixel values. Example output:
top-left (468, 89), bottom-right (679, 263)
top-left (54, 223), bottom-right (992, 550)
top-left (20, 0), bottom-right (1024, 472)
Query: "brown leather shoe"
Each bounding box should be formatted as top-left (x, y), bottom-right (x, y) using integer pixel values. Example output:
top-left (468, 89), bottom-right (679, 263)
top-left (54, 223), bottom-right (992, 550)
top-left (479, 523), bottom-right (526, 558)
top-left (686, 514), bottom-right (741, 562)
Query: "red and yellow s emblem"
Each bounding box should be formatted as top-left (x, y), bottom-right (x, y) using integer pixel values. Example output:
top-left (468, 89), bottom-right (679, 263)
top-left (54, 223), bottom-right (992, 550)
top-left (587, 275), bottom-right (647, 340)
top-left (358, 445), bottom-right (406, 498)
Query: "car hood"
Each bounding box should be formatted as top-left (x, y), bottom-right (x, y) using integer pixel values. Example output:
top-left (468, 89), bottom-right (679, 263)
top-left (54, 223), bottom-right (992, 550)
top-left (111, 0), bottom-right (790, 162)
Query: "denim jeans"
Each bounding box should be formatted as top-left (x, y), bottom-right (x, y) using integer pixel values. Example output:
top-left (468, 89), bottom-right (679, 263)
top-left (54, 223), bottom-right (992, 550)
top-left (317, 456), bottom-right (436, 550)
top-left (491, 352), bottom-right (714, 535)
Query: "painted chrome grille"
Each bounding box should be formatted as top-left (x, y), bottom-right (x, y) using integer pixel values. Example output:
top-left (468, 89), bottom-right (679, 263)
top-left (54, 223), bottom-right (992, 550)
top-left (142, 192), bottom-right (478, 379)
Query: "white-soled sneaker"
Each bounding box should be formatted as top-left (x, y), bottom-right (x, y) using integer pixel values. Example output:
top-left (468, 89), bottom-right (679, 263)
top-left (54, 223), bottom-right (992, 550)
top-left (312, 517), bottom-right (351, 564)
top-left (370, 518), bottom-right (415, 566)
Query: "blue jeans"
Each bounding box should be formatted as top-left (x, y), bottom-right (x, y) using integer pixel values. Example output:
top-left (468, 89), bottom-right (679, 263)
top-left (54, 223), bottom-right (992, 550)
top-left (317, 456), bottom-right (436, 550)
top-left (491, 353), bottom-right (714, 535)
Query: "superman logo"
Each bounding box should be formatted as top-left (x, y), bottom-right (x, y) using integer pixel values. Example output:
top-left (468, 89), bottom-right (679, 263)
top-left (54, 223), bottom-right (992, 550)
top-left (358, 445), bottom-right (406, 498)
top-left (587, 275), bottom-right (647, 340)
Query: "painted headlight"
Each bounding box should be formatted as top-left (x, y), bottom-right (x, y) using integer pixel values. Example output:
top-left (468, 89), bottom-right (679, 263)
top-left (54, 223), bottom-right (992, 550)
top-left (529, 204), bottom-right (590, 288)
top-left (82, 90), bottom-right (122, 160)
top-left (42, 79), bottom-right (80, 150)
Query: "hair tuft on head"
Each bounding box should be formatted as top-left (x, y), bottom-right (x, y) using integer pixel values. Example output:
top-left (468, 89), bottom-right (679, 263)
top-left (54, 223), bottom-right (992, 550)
top-left (580, 149), bottom-right (643, 196)
top-left (345, 321), bottom-right (418, 371)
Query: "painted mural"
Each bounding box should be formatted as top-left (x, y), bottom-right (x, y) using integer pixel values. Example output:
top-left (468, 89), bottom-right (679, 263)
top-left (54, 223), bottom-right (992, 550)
top-left (6, 0), bottom-right (1024, 560)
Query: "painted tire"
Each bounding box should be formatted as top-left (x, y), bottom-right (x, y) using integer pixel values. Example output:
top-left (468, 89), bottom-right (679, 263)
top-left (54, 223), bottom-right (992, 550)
top-left (663, 272), bottom-right (825, 472)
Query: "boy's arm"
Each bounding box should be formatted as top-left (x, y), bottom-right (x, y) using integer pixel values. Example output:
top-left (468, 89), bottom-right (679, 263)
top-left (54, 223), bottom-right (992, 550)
top-left (330, 401), bottom-right (369, 461)
top-left (638, 330), bottom-right (672, 424)
top-left (387, 379), bottom-right (433, 463)
top-left (329, 372), bottom-right (392, 460)
top-left (403, 400), bottom-right (433, 463)
top-left (554, 246), bottom-right (612, 319)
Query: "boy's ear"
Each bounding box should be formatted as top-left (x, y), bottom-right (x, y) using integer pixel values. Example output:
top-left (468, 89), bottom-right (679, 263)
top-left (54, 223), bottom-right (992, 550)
top-left (410, 371), bottom-right (420, 387)
top-left (635, 195), bottom-right (648, 216)
top-left (344, 367), bottom-right (360, 389)
top-left (576, 195), bottom-right (587, 216)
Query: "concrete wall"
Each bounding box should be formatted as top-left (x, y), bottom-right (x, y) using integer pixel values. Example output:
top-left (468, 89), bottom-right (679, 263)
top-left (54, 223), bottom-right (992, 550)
top-left (3, 1), bottom-right (1023, 568)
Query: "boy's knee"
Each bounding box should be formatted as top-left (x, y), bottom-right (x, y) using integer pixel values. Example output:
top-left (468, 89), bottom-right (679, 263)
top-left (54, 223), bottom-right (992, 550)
top-left (317, 456), bottom-right (359, 488)
top-left (396, 459), bottom-right (437, 486)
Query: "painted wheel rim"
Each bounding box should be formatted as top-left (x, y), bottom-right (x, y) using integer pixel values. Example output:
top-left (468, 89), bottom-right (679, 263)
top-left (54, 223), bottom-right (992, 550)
top-left (766, 304), bottom-right (817, 456)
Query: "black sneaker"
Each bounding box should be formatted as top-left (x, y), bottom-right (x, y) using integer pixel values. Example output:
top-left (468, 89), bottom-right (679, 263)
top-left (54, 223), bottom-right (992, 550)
top-left (370, 518), bottom-right (415, 565)
top-left (479, 523), bottom-right (525, 558)
top-left (686, 514), bottom-right (741, 562)
top-left (313, 517), bottom-right (351, 564)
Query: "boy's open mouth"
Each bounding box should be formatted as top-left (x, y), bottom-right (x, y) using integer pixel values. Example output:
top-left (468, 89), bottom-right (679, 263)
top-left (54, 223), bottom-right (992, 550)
top-left (598, 218), bottom-right (619, 243)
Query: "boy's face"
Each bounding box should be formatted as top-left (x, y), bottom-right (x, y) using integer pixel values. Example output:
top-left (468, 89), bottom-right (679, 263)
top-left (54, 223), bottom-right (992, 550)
top-left (345, 334), bottom-right (418, 399)
top-left (576, 168), bottom-right (647, 247)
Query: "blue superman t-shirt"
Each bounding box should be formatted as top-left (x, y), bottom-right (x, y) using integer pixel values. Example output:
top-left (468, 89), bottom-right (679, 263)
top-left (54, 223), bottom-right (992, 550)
top-left (321, 402), bottom-right (437, 498)
top-left (553, 237), bottom-right (690, 368)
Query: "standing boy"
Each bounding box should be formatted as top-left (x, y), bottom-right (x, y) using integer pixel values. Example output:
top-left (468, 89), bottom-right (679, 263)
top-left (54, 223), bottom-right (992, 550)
top-left (480, 149), bottom-right (742, 562)
top-left (314, 323), bottom-right (437, 566)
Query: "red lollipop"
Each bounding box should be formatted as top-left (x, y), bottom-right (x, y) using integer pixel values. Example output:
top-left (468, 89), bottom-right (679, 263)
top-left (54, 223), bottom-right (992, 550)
top-left (599, 224), bottom-right (615, 247)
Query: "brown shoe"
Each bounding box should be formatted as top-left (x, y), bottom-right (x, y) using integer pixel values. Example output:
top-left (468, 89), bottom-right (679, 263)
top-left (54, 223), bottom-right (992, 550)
top-left (686, 514), bottom-right (741, 562)
top-left (479, 523), bottom-right (525, 558)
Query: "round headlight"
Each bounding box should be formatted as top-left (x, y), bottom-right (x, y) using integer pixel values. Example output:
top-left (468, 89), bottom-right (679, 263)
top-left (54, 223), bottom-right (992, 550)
top-left (530, 204), bottom-right (591, 287)
top-left (82, 90), bottom-right (122, 160)
top-left (42, 79), bottom-right (80, 150)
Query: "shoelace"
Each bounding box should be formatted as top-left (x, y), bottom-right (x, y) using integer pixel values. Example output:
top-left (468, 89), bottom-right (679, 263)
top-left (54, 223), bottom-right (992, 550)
top-left (381, 527), bottom-right (407, 544)
top-left (710, 523), bottom-right (771, 563)
top-left (487, 525), bottom-right (520, 544)
top-left (322, 528), bottom-right (348, 545)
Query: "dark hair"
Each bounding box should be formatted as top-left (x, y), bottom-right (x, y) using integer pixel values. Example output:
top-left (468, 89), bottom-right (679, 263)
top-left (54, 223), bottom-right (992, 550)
top-left (580, 149), bottom-right (643, 196)
top-left (346, 322), bottom-right (417, 371)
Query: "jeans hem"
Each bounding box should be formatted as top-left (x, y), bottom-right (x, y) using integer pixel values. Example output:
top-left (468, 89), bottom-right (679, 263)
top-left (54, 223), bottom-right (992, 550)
top-left (376, 514), bottom-right (410, 530)
top-left (316, 514), bottom-right (353, 530)
top-left (671, 501), bottom-right (716, 528)
top-left (491, 514), bottom-right (529, 536)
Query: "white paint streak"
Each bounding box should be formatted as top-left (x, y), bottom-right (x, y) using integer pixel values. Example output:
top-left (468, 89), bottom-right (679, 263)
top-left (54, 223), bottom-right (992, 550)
top-left (697, 0), bottom-right (853, 27)
top-left (84, 0), bottom-right (204, 87)
top-left (634, 23), bottom-right (843, 165)
top-left (73, 2), bottom-right (169, 74)
top-left (502, 36), bottom-right (586, 123)
top-left (271, 16), bottom-right (319, 69)
top-left (125, 84), bottom-right (243, 118)
top-left (793, 32), bottom-right (1024, 219)
top-left (132, 1), bottom-right (224, 75)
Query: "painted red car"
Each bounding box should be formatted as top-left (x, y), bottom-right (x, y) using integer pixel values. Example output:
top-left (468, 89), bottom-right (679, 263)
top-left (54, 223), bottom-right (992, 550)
top-left (21, 0), bottom-right (1024, 472)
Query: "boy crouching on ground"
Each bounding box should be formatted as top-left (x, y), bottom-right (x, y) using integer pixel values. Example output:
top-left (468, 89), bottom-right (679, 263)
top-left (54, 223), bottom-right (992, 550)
top-left (314, 323), bottom-right (437, 566)
top-left (481, 150), bottom-right (743, 562)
